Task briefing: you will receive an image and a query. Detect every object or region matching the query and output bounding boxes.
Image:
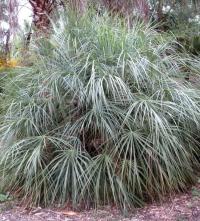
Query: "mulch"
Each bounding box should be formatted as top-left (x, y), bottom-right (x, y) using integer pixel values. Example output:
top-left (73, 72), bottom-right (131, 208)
top-left (1, 184), bottom-right (200, 221)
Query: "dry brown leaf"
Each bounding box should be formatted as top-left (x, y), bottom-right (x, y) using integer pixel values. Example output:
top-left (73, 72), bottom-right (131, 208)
top-left (61, 211), bottom-right (78, 216)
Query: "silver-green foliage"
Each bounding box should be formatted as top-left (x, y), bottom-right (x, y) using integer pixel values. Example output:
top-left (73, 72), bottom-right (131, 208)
top-left (1, 12), bottom-right (200, 209)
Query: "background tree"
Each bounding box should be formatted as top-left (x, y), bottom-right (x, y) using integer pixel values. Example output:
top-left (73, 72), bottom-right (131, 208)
top-left (150, 0), bottom-right (200, 21)
top-left (0, 0), bottom-right (19, 63)
top-left (101, 0), bottom-right (150, 22)
top-left (29, 0), bottom-right (57, 32)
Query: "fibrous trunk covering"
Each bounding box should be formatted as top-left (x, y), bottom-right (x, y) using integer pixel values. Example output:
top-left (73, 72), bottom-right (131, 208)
top-left (29, 0), bottom-right (56, 32)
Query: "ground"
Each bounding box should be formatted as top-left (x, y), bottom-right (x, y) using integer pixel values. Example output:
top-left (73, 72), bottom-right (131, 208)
top-left (1, 184), bottom-right (200, 221)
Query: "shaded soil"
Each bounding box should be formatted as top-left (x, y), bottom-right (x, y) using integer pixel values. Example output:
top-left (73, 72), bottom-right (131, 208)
top-left (1, 184), bottom-right (200, 221)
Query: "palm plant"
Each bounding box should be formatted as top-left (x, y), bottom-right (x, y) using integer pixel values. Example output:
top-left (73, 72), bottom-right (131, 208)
top-left (0, 11), bottom-right (200, 210)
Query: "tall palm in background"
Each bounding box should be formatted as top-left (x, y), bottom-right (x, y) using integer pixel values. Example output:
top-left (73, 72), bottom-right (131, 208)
top-left (28, 0), bottom-right (56, 32)
top-left (28, 0), bottom-right (89, 33)
top-left (28, 0), bottom-right (200, 32)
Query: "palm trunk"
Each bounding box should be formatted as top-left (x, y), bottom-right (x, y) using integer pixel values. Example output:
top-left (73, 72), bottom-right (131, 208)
top-left (29, 0), bottom-right (56, 33)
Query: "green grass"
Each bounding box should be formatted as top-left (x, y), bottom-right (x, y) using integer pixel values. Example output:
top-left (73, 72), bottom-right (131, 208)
top-left (0, 11), bottom-right (200, 210)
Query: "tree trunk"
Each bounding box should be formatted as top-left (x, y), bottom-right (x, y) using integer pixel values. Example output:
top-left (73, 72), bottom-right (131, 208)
top-left (29, 0), bottom-right (56, 33)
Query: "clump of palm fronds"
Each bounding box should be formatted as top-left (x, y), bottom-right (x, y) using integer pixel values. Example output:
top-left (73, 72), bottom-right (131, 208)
top-left (1, 11), bottom-right (200, 210)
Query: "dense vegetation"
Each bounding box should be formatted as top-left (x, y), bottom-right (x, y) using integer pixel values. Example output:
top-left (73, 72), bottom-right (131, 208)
top-left (0, 10), bottom-right (200, 210)
top-left (0, 0), bottom-right (200, 212)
